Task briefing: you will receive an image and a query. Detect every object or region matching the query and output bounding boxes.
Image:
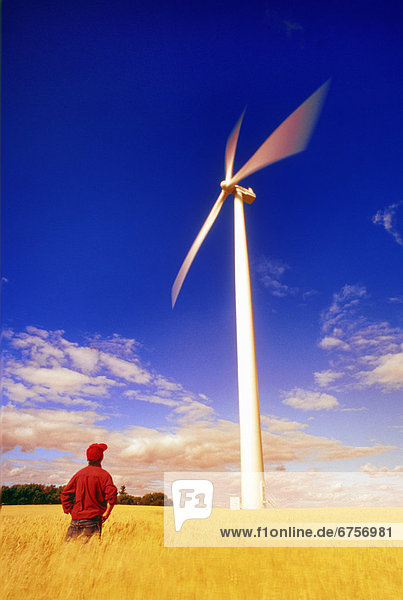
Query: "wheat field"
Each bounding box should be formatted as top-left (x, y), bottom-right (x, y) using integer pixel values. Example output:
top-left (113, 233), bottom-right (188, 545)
top-left (1, 505), bottom-right (401, 599)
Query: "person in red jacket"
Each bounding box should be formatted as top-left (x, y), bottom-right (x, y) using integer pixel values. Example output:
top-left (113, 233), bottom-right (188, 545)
top-left (61, 443), bottom-right (118, 541)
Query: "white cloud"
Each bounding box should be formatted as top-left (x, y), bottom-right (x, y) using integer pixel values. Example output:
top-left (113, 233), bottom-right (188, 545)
top-left (321, 284), bottom-right (367, 335)
top-left (1, 405), bottom-right (108, 453)
top-left (316, 285), bottom-right (403, 392)
top-left (261, 415), bottom-right (308, 433)
top-left (3, 327), bottom-right (220, 427)
top-left (282, 388), bottom-right (340, 411)
top-left (125, 390), bottom-right (178, 408)
top-left (2, 405), bottom-right (395, 484)
top-left (87, 333), bottom-right (141, 357)
top-left (153, 376), bottom-right (182, 392)
top-left (124, 385), bottom-right (215, 424)
top-left (1, 376), bottom-right (100, 409)
top-left (1, 327), bottom-right (190, 409)
top-left (319, 336), bottom-right (350, 351)
top-left (1, 379), bottom-right (39, 404)
top-left (314, 370), bottom-right (343, 387)
top-left (65, 346), bottom-right (99, 374)
top-left (11, 365), bottom-right (116, 395)
top-left (11, 333), bottom-right (65, 367)
top-left (99, 352), bottom-right (151, 384)
top-left (357, 351), bottom-right (403, 390)
top-left (25, 326), bottom-right (50, 338)
top-left (360, 463), bottom-right (403, 473)
top-left (254, 256), bottom-right (319, 300)
top-left (1, 326), bottom-right (399, 493)
top-left (171, 400), bottom-right (215, 423)
top-left (312, 442), bottom-right (394, 461)
top-left (302, 289), bottom-right (318, 301)
top-left (372, 202), bottom-right (403, 246)
top-left (255, 257), bottom-right (298, 297)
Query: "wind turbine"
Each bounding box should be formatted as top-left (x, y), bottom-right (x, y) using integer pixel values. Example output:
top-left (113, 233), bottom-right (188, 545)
top-left (172, 81), bottom-right (329, 509)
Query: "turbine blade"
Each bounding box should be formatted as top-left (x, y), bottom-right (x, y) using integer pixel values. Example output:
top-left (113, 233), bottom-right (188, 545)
top-left (225, 109), bottom-right (246, 181)
top-left (172, 190), bottom-right (227, 307)
top-left (232, 80), bottom-right (330, 185)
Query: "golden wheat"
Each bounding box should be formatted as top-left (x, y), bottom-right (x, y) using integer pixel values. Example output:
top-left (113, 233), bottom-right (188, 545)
top-left (0, 505), bottom-right (401, 600)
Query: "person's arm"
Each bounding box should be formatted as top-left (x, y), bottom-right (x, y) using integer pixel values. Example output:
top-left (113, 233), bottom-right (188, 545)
top-left (102, 502), bottom-right (114, 521)
top-left (60, 476), bottom-right (76, 514)
top-left (102, 473), bottom-right (118, 521)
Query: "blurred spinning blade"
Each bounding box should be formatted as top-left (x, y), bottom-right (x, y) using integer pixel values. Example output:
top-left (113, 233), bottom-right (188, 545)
top-left (232, 80), bottom-right (330, 185)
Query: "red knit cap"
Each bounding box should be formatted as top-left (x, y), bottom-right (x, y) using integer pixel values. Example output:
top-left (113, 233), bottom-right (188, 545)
top-left (86, 443), bottom-right (108, 462)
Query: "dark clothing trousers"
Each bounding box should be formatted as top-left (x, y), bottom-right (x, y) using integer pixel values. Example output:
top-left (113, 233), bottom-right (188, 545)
top-left (65, 517), bottom-right (102, 542)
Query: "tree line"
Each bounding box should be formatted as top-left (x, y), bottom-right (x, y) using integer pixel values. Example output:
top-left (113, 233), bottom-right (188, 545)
top-left (0, 484), bottom-right (172, 506)
top-left (117, 485), bottom-right (172, 505)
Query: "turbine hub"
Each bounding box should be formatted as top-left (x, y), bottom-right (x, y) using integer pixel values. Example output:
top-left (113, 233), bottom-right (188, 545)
top-left (220, 180), bottom-right (235, 194)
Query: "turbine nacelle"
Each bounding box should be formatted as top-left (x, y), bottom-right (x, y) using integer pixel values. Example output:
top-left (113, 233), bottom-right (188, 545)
top-left (220, 181), bottom-right (256, 204)
top-left (234, 185), bottom-right (256, 204)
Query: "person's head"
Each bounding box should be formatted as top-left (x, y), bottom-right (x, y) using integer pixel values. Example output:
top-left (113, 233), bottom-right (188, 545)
top-left (86, 443), bottom-right (108, 465)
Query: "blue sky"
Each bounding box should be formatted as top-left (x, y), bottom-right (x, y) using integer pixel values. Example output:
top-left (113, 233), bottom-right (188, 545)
top-left (1, 0), bottom-right (402, 499)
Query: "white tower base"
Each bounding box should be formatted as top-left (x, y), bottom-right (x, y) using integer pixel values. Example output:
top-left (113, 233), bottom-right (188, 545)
top-left (233, 187), bottom-right (266, 509)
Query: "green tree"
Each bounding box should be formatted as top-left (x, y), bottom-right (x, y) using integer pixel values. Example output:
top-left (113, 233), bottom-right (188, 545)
top-left (0, 484), bottom-right (65, 504)
top-left (139, 492), bottom-right (168, 506)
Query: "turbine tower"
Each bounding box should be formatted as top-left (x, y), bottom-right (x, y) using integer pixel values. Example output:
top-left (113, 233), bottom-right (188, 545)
top-left (172, 82), bottom-right (329, 508)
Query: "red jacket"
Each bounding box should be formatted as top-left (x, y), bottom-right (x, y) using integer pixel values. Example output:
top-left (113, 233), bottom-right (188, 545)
top-left (61, 464), bottom-right (118, 519)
